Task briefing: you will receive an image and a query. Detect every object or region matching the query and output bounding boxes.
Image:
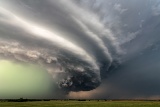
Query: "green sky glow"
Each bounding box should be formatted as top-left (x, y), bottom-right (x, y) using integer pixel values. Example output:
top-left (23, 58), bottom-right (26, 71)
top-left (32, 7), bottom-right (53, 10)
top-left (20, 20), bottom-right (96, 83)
top-left (0, 60), bottom-right (53, 99)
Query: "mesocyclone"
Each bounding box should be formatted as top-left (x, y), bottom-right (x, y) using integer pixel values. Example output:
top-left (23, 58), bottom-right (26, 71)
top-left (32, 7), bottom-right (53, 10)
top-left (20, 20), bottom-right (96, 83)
top-left (0, 0), bottom-right (122, 92)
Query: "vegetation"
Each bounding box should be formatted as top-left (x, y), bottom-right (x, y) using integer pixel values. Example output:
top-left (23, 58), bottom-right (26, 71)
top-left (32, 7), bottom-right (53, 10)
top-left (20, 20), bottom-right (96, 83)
top-left (1, 100), bottom-right (160, 107)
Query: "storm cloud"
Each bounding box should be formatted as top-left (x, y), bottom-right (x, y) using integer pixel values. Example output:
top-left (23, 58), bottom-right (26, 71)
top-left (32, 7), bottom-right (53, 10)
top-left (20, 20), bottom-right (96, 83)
top-left (0, 0), bottom-right (160, 99)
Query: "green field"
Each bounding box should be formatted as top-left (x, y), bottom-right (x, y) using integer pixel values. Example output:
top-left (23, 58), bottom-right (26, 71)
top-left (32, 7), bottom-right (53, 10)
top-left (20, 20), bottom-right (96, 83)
top-left (1, 101), bottom-right (160, 107)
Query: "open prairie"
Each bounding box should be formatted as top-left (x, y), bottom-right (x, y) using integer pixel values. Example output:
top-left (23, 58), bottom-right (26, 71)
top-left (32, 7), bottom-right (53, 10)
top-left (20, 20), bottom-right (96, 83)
top-left (1, 101), bottom-right (160, 107)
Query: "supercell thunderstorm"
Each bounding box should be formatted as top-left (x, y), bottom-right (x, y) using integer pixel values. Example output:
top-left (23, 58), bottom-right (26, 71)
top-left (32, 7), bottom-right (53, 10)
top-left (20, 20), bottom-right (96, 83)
top-left (0, 0), bottom-right (120, 92)
top-left (1, 0), bottom-right (160, 98)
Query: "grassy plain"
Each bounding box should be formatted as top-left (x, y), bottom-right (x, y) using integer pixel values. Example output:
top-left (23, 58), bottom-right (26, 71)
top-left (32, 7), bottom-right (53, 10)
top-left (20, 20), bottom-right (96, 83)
top-left (1, 100), bottom-right (160, 107)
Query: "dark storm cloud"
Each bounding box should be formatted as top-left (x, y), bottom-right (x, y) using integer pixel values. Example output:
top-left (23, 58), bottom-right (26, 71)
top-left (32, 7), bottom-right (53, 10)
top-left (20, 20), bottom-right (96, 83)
top-left (0, 0), bottom-right (111, 93)
top-left (0, 0), bottom-right (160, 99)
top-left (68, 0), bottom-right (160, 99)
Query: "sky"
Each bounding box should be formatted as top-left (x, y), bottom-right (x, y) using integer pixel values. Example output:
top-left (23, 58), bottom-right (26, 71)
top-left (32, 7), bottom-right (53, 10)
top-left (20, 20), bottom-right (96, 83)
top-left (0, 0), bottom-right (160, 99)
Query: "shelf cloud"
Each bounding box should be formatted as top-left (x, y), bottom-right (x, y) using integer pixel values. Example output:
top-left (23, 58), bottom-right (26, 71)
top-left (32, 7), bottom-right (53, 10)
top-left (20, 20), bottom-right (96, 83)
top-left (0, 0), bottom-right (160, 99)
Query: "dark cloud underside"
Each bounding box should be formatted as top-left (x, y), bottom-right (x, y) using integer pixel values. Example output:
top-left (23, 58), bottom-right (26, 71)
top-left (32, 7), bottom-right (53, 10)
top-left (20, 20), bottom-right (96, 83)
top-left (0, 0), bottom-right (160, 99)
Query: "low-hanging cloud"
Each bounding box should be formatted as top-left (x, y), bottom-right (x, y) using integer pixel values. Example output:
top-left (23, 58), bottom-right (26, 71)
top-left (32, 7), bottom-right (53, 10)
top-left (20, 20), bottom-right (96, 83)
top-left (0, 0), bottom-right (160, 99)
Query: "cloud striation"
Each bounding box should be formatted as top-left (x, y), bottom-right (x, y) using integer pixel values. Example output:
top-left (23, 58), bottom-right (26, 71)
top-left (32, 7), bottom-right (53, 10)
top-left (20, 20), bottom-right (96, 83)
top-left (1, 0), bottom-right (160, 99)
